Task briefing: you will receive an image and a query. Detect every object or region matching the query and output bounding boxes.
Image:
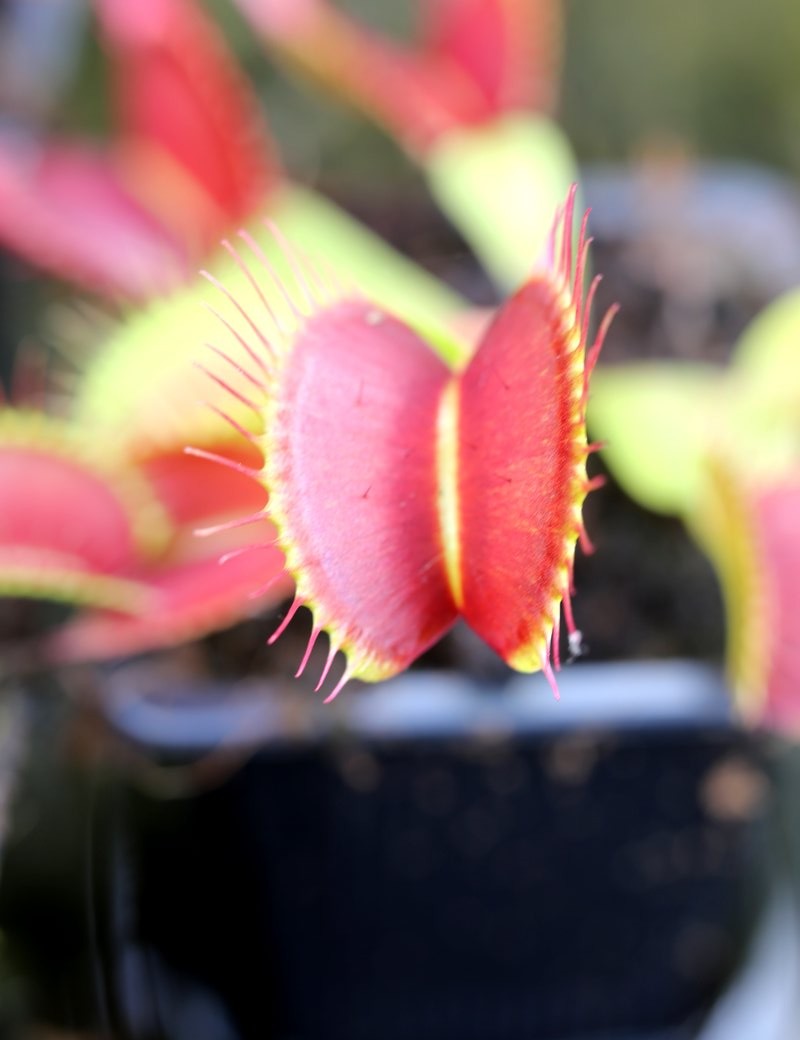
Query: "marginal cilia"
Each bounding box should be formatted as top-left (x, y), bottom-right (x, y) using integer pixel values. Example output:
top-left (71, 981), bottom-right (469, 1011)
top-left (189, 186), bottom-right (617, 701)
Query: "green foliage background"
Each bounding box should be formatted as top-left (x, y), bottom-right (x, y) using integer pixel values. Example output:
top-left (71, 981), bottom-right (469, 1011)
top-left (562, 0), bottom-right (800, 176)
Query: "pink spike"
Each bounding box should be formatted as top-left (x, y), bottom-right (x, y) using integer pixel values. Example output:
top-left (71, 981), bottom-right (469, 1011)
top-left (572, 240), bottom-right (592, 327)
top-left (314, 251), bottom-right (353, 299)
top-left (586, 441), bottom-right (605, 455)
top-left (218, 542), bottom-right (273, 565)
top-left (248, 573), bottom-right (285, 601)
top-left (203, 401), bottom-right (260, 443)
top-left (323, 662), bottom-right (353, 704)
top-left (580, 275), bottom-right (602, 353)
top-left (193, 362), bottom-right (262, 416)
top-left (237, 230), bottom-right (298, 331)
top-left (256, 228), bottom-right (327, 306)
top-left (183, 445), bottom-right (261, 479)
top-left (585, 475), bottom-right (606, 493)
top-left (264, 219), bottom-right (316, 311)
top-left (314, 641), bottom-right (340, 693)
top-left (200, 269), bottom-right (277, 356)
top-left (573, 207), bottom-right (590, 265)
top-left (267, 595), bottom-right (302, 645)
top-left (223, 237), bottom-right (286, 341)
top-left (298, 239), bottom-right (354, 303)
top-left (566, 557), bottom-right (576, 598)
top-left (575, 208), bottom-right (591, 264)
top-left (571, 218), bottom-right (593, 323)
top-left (578, 525), bottom-right (595, 554)
top-left (290, 244), bottom-right (333, 304)
top-left (295, 626), bottom-right (321, 678)
top-left (551, 611), bottom-right (562, 671)
top-left (562, 582), bottom-right (577, 632)
top-left (540, 649), bottom-right (561, 701)
top-left (586, 303), bottom-right (620, 381)
top-left (201, 300), bottom-right (272, 371)
top-left (205, 344), bottom-right (265, 392)
top-left (560, 184), bottom-right (578, 285)
top-left (194, 510), bottom-right (267, 538)
top-left (547, 201), bottom-right (563, 272)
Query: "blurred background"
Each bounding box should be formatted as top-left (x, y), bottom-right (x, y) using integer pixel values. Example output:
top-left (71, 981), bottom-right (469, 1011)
top-left (1, 1), bottom-right (800, 1038)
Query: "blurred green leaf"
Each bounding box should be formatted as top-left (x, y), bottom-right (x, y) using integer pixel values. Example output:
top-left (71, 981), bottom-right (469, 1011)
top-left (272, 184), bottom-right (469, 364)
top-left (75, 183), bottom-right (470, 458)
top-left (729, 287), bottom-right (800, 445)
top-left (425, 115), bottom-right (578, 291)
top-left (588, 362), bottom-right (724, 516)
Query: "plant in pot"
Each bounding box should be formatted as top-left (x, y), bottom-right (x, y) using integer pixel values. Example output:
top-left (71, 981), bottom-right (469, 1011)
top-left (0, 0), bottom-right (790, 1038)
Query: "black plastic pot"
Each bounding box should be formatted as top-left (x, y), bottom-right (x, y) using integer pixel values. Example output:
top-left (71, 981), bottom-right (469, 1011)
top-left (52, 660), bottom-right (783, 1040)
top-left (1, 661), bottom-right (792, 1039)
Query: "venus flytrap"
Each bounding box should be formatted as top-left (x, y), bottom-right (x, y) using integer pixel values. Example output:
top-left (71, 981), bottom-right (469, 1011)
top-left (0, 0), bottom-right (472, 451)
top-left (683, 457), bottom-right (800, 734)
top-left (185, 186), bottom-right (614, 699)
top-left (589, 287), bottom-right (800, 733)
top-left (0, 383), bottom-right (289, 668)
top-left (0, 407), bottom-right (170, 613)
top-left (0, 288), bottom-right (289, 647)
top-left (0, 0), bottom-right (481, 601)
top-left (0, 0), bottom-right (612, 700)
top-left (0, 178), bottom-right (471, 670)
top-left (0, 0), bottom-right (477, 669)
top-left (1, 188), bottom-right (612, 699)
